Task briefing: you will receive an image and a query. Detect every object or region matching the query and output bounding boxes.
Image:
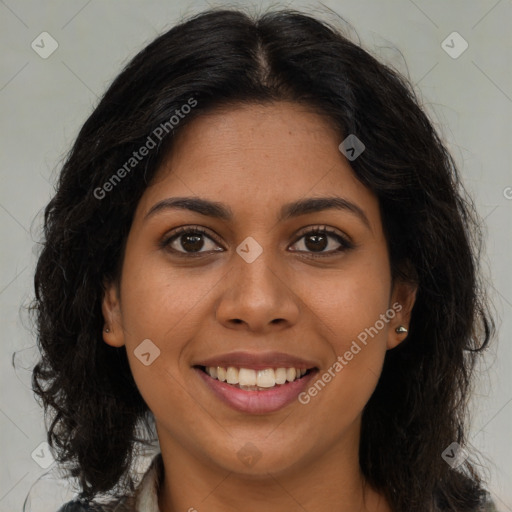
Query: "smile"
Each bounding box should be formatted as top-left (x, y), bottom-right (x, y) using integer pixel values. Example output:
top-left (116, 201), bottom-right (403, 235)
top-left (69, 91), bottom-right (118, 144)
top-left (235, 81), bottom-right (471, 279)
top-left (194, 364), bottom-right (318, 414)
top-left (201, 366), bottom-right (310, 390)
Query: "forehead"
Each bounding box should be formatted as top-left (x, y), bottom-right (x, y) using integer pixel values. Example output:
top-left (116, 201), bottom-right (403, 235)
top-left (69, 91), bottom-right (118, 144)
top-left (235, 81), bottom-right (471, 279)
top-left (163, 101), bottom-right (343, 183)
top-left (136, 102), bottom-right (380, 230)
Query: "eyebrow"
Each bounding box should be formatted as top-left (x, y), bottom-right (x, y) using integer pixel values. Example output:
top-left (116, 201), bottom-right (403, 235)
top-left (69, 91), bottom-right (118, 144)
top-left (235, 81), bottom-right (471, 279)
top-left (144, 196), bottom-right (371, 230)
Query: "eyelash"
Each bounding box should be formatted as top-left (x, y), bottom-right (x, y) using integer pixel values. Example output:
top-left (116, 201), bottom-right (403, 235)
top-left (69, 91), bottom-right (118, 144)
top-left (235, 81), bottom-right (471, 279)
top-left (160, 225), bottom-right (354, 259)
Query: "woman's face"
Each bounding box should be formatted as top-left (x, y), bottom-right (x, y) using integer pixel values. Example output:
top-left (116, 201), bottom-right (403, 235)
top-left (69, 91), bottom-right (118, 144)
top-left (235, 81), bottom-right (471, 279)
top-left (103, 102), bottom-right (415, 477)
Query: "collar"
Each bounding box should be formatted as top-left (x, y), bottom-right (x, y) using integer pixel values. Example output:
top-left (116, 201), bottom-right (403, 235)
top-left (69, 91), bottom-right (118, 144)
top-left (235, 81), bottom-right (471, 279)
top-left (132, 451), bottom-right (164, 512)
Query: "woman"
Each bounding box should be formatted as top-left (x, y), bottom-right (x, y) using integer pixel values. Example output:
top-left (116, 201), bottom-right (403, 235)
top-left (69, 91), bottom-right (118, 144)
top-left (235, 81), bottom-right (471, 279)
top-left (30, 7), bottom-right (496, 512)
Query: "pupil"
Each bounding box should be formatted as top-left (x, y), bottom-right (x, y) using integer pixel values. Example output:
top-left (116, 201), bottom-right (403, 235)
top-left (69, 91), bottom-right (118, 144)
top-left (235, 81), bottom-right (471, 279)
top-left (182, 233), bottom-right (204, 252)
top-left (305, 234), bottom-right (327, 251)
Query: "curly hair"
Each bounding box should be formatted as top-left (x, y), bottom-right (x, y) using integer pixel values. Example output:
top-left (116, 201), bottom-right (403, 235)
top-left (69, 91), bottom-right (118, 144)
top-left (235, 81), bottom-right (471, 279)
top-left (30, 7), bottom-right (494, 511)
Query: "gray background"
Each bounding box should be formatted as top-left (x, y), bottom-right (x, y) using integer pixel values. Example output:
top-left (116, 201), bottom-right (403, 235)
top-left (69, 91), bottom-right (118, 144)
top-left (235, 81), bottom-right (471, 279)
top-left (1, 0), bottom-right (511, 510)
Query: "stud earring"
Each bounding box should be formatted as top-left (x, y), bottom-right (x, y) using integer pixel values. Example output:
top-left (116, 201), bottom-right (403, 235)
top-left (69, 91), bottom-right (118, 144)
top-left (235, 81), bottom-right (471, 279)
top-left (395, 325), bottom-right (408, 334)
top-left (104, 327), bottom-right (110, 333)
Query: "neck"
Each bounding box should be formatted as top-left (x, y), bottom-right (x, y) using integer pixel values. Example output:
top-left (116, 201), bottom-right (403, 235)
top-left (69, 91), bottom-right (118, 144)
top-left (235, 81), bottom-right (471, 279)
top-left (156, 425), bottom-right (391, 512)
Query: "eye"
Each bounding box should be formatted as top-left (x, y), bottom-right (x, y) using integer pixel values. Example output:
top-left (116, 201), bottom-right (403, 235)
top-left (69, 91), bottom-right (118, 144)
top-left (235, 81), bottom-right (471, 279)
top-left (289, 226), bottom-right (353, 258)
top-left (160, 225), bottom-right (354, 258)
top-left (160, 226), bottom-right (224, 256)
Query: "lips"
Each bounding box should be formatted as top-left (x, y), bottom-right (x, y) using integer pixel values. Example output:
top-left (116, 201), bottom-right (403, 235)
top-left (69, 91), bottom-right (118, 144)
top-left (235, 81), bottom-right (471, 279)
top-left (194, 350), bottom-right (318, 370)
top-left (193, 351), bottom-right (319, 414)
top-left (195, 366), bottom-right (318, 413)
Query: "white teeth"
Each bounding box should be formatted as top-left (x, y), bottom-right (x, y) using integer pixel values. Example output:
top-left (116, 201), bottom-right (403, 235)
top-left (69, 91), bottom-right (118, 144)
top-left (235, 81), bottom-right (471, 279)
top-left (286, 368), bottom-right (296, 382)
top-left (238, 368), bottom-right (257, 386)
top-left (226, 366), bottom-right (238, 384)
top-left (256, 368), bottom-right (275, 388)
top-left (203, 366), bottom-right (309, 388)
top-left (216, 366), bottom-right (226, 382)
top-left (274, 367), bottom-right (287, 385)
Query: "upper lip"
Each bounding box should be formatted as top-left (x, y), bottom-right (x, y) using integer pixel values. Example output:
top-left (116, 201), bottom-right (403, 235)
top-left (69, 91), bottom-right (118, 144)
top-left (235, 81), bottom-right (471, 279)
top-left (194, 351), bottom-right (318, 370)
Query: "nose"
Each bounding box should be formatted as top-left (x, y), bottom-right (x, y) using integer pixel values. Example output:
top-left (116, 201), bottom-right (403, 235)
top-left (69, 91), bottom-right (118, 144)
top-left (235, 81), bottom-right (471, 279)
top-left (215, 247), bottom-right (301, 333)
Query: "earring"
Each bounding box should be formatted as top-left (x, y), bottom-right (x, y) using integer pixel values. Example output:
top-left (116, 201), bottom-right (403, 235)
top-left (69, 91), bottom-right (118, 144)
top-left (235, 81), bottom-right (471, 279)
top-left (104, 327), bottom-right (110, 333)
top-left (395, 325), bottom-right (408, 334)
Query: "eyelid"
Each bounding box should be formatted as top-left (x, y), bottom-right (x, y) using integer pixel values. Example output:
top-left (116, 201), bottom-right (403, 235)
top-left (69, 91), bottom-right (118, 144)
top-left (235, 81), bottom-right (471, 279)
top-left (159, 225), bottom-right (224, 253)
top-left (292, 224), bottom-right (352, 244)
top-left (289, 225), bottom-right (354, 257)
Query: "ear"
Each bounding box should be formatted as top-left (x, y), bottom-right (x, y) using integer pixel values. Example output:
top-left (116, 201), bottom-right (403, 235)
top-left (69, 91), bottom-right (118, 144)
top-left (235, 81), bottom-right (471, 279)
top-left (101, 279), bottom-right (125, 348)
top-left (387, 279), bottom-right (417, 350)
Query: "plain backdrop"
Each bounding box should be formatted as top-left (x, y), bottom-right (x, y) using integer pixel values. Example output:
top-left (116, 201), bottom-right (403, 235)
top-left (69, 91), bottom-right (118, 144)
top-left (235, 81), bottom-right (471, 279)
top-left (0, 1), bottom-right (511, 511)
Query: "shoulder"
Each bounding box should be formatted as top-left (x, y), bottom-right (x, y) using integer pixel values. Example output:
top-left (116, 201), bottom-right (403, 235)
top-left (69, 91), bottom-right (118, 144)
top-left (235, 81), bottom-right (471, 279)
top-left (471, 488), bottom-right (498, 512)
top-left (480, 494), bottom-right (499, 511)
top-left (56, 452), bottom-right (163, 512)
top-left (56, 500), bottom-right (104, 511)
top-left (56, 496), bottom-right (134, 512)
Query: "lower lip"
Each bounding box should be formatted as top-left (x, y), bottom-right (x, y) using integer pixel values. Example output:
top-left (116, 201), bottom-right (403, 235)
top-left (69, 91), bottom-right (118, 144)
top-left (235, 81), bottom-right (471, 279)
top-left (195, 367), bottom-right (318, 414)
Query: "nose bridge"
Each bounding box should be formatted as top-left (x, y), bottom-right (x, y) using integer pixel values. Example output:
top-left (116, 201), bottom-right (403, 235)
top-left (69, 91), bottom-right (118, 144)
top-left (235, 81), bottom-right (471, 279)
top-left (232, 237), bottom-right (284, 302)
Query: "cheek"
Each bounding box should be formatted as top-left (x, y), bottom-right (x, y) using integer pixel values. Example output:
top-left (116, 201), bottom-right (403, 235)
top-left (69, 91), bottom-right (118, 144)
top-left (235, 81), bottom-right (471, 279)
top-left (119, 253), bottom-right (219, 339)
top-left (300, 285), bottom-right (390, 425)
top-left (117, 255), bottom-right (225, 410)
top-left (127, 354), bottom-right (208, 455)
top-left (305, 248), bottom-right (391, 347)
top-left (299, 252), bottom-right (391, 410)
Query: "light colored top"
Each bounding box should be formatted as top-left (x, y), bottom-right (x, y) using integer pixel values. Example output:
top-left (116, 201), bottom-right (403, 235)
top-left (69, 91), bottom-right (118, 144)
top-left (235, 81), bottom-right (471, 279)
top-left (56, 452), bottom-right (164, 511)
top-left (132, 452), bottom-right (162, 512)
top-left (57, 451), bottom-right (498, 511)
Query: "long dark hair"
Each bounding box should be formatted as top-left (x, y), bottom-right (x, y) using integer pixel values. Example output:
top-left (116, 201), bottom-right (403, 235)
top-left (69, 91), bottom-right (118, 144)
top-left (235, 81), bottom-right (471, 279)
top-left (30, 7), bottom-right (494, 511)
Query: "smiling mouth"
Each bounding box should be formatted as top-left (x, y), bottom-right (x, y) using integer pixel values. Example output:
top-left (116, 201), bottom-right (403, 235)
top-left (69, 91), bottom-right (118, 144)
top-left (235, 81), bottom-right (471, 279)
top-left (196, 365), bottom-right (314, 391)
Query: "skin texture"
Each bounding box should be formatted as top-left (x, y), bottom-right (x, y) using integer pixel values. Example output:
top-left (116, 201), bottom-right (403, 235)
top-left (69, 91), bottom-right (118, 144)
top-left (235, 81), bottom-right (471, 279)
top-left (102, 102), bottom-right (417, 512)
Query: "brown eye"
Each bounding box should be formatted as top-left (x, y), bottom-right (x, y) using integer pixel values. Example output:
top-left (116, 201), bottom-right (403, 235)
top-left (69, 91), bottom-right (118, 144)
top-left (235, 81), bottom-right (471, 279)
top-left (303, 232), bottom-right (329, 251)
top-left (176, 232), bottom-right (205, 252)
top-left (289, 227), bottom-right (353, 257)
top-left (161, 227), bottom-right (224, 256)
